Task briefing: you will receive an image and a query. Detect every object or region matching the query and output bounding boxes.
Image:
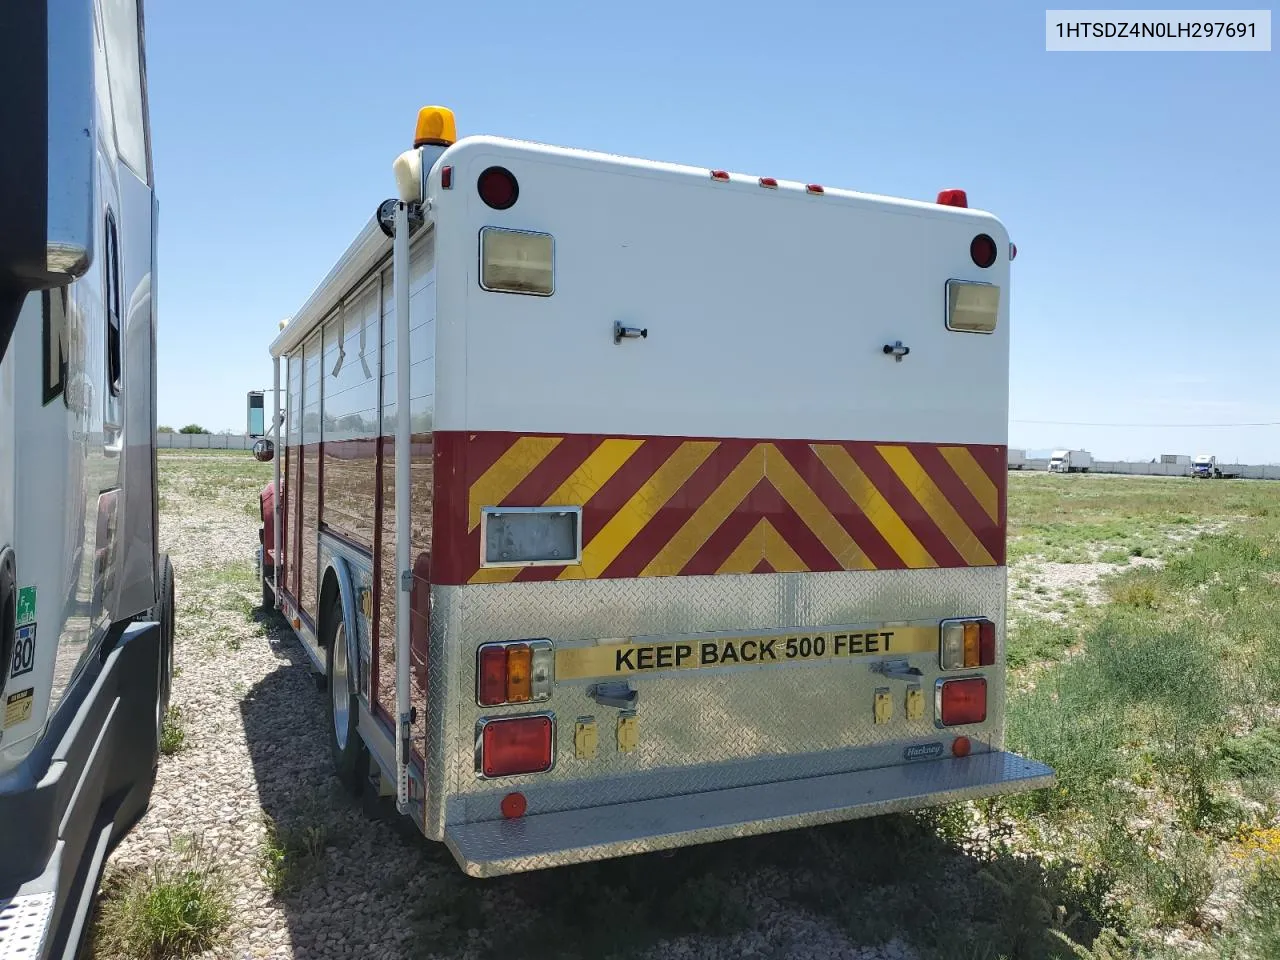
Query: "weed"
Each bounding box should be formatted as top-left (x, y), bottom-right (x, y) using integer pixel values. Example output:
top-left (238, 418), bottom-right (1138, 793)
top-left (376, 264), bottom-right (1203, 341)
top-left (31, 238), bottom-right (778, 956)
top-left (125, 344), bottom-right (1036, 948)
top-left (1218, 726), bottom-right (1280, 782)
top-left (159, 706), bottom-right (185, 756)
top-left (1099, 548), bottom-right (1131, 565)
top-left (259, 813), bottom-right (330, 895)
top-left (1008, 617), bottom-right (1078, 668)
top-left (92, 839), bottom-right (230, 959)
top-left (1140, 833), bottom-right (1216, 927)
top-left (1236, 855), bottom-right (1280, 958)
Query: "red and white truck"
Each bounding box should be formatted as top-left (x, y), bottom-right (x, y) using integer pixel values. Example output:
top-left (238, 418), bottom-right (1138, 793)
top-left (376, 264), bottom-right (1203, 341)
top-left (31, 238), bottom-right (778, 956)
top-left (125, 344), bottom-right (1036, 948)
top-left (251, 106), bottom-right (1052, 877)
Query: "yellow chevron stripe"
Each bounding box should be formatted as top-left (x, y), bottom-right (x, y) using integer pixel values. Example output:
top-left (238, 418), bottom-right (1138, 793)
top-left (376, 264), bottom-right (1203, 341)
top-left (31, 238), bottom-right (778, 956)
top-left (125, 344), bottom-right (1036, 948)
top-left (469, 566), bottom-right (521, 584)
top-left (716, 518), bottom-right (808, 574)
top-left (641, 445), bottom-right (766, 577)
top-left (764, 444), bottom-right (874, 571)
top-left (543, 438), bottom-right (645, 506)
top-left (876, 446), bottom-right (994, 566)
top-left (812, 445), bottom-right (937, 569)
top-left (717, 519), bottom-right (765, 574)
top-left (558, 441), bottom-right (719, 581)
top-left (468, 436), bottom-right (563, 532)
top-left (940, 446), bottom-right (999, 524)
top-left (762, 520), bottom-right (807, 572)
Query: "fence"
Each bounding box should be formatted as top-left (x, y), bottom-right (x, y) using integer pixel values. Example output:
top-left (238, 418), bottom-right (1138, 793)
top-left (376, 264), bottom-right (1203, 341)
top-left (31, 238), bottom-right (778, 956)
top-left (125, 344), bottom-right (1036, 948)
top-left (1011, 457), bottom-right (1280, 480)
top-left (157, 433), bottom-right (255, 450)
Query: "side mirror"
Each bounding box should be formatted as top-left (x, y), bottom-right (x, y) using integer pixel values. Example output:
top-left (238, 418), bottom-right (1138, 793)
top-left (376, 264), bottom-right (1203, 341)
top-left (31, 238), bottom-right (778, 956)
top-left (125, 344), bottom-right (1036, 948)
top-left (252, 438), bottom-right (275, 463)
top-left (0, 0), bottom-right (96, 290)
top-left (246, 390), bottom-right (266, 438)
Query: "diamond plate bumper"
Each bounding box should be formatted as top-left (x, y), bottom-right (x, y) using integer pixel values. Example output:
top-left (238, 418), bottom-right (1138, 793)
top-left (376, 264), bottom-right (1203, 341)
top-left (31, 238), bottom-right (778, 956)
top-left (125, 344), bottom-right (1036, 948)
top-left (445, 749), bottom-right (1053, 877)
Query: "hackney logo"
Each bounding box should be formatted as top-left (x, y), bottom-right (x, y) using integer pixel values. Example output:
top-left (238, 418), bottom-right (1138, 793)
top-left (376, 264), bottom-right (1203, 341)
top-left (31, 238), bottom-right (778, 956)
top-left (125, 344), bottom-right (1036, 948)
top-left (903, 742), bottom-right (944, 762)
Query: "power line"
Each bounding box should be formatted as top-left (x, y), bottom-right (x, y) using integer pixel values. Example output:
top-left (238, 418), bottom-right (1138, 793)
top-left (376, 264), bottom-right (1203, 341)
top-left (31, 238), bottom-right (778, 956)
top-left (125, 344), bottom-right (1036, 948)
top-left (1011, 419), bottom-right (1280, 428)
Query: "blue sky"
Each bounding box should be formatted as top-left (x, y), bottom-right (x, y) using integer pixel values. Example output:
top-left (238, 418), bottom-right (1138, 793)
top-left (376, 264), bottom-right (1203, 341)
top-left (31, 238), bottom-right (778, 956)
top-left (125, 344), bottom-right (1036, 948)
top-left (147, 0), bottom-right (1278, 461)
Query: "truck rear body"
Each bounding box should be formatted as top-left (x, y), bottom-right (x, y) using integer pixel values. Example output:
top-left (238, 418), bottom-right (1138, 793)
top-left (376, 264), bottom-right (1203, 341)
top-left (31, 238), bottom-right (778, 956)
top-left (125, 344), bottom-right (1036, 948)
top-left (266, 129), bottom-right (1052, 876)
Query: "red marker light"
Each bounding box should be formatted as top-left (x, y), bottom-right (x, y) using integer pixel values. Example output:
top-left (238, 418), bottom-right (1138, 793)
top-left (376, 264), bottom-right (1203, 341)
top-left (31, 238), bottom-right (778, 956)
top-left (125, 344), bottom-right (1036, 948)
top-left (940, 678), bottom-right (987, 726)
top-left (952, 736), bottom-right (972, 758)
top-left (481, 716), bottom-right (554, 778)
top-left (440, 165), bottom-right (453, 189)
top-left (936, 188), bottom-right (968, 208)
top-left (710, 170), bottom-right (730, 181)
top-left (1009, 242), bottom-right (1018, 261)
top-left (478, 645), bottom-right (508, 706)
top-left (970, 234), bottom-right (998, 269)
top-left (478, 166), bottom-right (519, 210)
top-left (501, 792), bottom-right (527, 819)
top-left (805, 184), bottom-right (825, 194)
top-left (759, 177), bottom-right (778, 188)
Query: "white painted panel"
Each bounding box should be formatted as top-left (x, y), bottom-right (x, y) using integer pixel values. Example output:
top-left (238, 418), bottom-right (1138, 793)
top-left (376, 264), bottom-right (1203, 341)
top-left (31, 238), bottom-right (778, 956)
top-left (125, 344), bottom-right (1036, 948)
top-left (432, 139), bottom-right (1010, 444)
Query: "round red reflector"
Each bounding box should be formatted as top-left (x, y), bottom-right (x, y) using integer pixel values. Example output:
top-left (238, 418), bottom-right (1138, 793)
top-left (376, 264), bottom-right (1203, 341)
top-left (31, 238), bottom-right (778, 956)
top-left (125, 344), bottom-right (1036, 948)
top-left (970, 234), bottom-right (997, 269)
top-left (478, 166), bottom-right (519, 211)
top-left (952, 736), bottom-right (972, 758)
top-left (501, 792), bottom-right (527, 819)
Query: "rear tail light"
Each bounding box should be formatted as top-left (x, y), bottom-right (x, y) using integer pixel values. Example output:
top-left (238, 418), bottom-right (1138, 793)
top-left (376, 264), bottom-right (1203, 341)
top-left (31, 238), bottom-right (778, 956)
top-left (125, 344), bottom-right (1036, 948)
top-left (478, 716), bottom-right (554, 778)
top-left (476, 640), bottom-right (553, 705)
top-left (937, 677), bottom-right (987, 727)
top-left (970, 233), bottom-right (998, 269)
top-left (478, 166), bottom-right (519, 210)
top-left (936, 188), bottom-right (968, 208)
top-left (940, 619), bottom-right (996, 670)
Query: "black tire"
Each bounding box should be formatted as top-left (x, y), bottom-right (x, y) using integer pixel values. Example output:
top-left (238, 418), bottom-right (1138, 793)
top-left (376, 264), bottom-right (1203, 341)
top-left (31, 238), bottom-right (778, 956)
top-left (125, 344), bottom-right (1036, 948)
top-left (322, 593), bottom-right (367, 795)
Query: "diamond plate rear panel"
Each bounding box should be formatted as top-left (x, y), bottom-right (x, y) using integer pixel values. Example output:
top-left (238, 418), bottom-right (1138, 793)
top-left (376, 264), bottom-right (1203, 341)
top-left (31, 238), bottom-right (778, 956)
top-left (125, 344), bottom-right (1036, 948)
top-left (424, 567), bottom-right (1008, 838)
top-left (0, 892), bottom-right (54, 960)
top-left (446, 750), bottom-right (1052, 877)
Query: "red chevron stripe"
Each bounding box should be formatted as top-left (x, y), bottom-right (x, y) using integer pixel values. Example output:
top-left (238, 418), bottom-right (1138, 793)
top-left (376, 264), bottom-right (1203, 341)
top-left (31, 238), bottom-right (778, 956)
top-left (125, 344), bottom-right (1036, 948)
top-left (910, 444), bottom-right (1005, 563)
top-left (681, 501), bottom-right (762, 576)
top-left (513, 435), bottom-right (686, 583)
top-left (845, 443), bottom-right (967, 567)
top-left (779, 442), bottom-right (906, 570)
top-left (602, 439), bottom-right (756, 579)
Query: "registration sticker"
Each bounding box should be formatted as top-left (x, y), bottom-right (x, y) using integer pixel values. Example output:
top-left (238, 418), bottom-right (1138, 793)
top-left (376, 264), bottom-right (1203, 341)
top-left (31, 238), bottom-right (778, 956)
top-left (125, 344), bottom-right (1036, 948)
top-left (4, 689), bottom-right (34, 728)
top-left (554, 622), bottom-right (939, 682)
top-left (10, 624), bottom-right (35, 678)
top-left (16, 586), bottom-right (35, 626)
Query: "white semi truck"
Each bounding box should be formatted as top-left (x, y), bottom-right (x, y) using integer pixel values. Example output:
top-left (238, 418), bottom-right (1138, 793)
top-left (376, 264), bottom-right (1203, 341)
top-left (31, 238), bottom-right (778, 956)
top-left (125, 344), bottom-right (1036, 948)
top-left (1008, 448), bottom-right (1027, 470)
top-left (251, 105), bottom-right (1052, 878)
top-left (1048, 449), bottom-right (1092, 473)
top-left (1192, 455), bottom-right (1239, 479)
top-left (0, 0), bottom-right (172, 955)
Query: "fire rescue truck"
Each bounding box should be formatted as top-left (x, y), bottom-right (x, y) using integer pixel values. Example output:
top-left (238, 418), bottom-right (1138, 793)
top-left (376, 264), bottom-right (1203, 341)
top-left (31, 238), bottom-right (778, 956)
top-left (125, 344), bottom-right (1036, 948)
top-left (1, 0), bottom-right (171, 954)
top-left (251, 106), bottom-right (1053, 878)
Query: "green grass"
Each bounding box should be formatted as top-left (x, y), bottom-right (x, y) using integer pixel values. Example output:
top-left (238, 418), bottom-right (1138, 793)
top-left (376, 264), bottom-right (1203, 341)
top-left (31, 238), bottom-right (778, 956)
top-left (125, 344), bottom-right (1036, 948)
top-left (91, 839), bottom-right (230, 959)
top-left (258, 792), bottom-right (352, 896)
top-left (159, 706), bottom-right (185, 756)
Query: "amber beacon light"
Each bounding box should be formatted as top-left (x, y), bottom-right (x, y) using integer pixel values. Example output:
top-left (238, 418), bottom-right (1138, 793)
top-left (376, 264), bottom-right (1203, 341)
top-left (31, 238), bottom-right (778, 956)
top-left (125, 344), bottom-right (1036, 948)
top-left (414, 106), bottom-right (457, 147)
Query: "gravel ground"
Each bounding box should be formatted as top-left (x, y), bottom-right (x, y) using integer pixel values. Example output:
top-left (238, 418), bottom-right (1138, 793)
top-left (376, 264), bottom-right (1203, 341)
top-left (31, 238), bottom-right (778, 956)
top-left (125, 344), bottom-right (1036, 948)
top-left (98, 470), bottom-right (924, 960)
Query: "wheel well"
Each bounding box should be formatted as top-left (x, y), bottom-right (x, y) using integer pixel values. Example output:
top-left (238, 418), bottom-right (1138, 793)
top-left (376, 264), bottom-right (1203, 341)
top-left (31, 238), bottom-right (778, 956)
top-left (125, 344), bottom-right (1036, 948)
top-left (319, 568), bottom-right (340, 648)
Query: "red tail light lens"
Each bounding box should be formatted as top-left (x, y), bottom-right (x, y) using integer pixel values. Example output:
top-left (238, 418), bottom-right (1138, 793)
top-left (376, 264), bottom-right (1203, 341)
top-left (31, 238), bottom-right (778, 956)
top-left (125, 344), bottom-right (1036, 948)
top-left (970, 234), bottom-right (997, 269)
top-left (979, 620), bottom-right (996, 667)
top-left (478, 166), bottom-right (519, 210)
top-left (478, 645), bottom-right (507, 706)
top-left (481, 716), bottom-right (554, 778)
top-left (936, 188), bottom-right (968, 208)
top-left (939, 677), bottom-right (987, 726)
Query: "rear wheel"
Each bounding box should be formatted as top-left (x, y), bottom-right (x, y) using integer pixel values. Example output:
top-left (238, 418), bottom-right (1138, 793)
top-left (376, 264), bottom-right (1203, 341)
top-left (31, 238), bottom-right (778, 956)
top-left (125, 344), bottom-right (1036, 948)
top-left (322, 593), bottom-right (367, 794)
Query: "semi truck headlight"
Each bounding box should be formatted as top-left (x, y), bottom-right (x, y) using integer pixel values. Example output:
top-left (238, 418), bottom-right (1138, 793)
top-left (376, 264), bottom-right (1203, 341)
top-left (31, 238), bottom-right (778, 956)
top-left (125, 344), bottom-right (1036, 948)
top-left (946, 280), bottom-right (1000, 334)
